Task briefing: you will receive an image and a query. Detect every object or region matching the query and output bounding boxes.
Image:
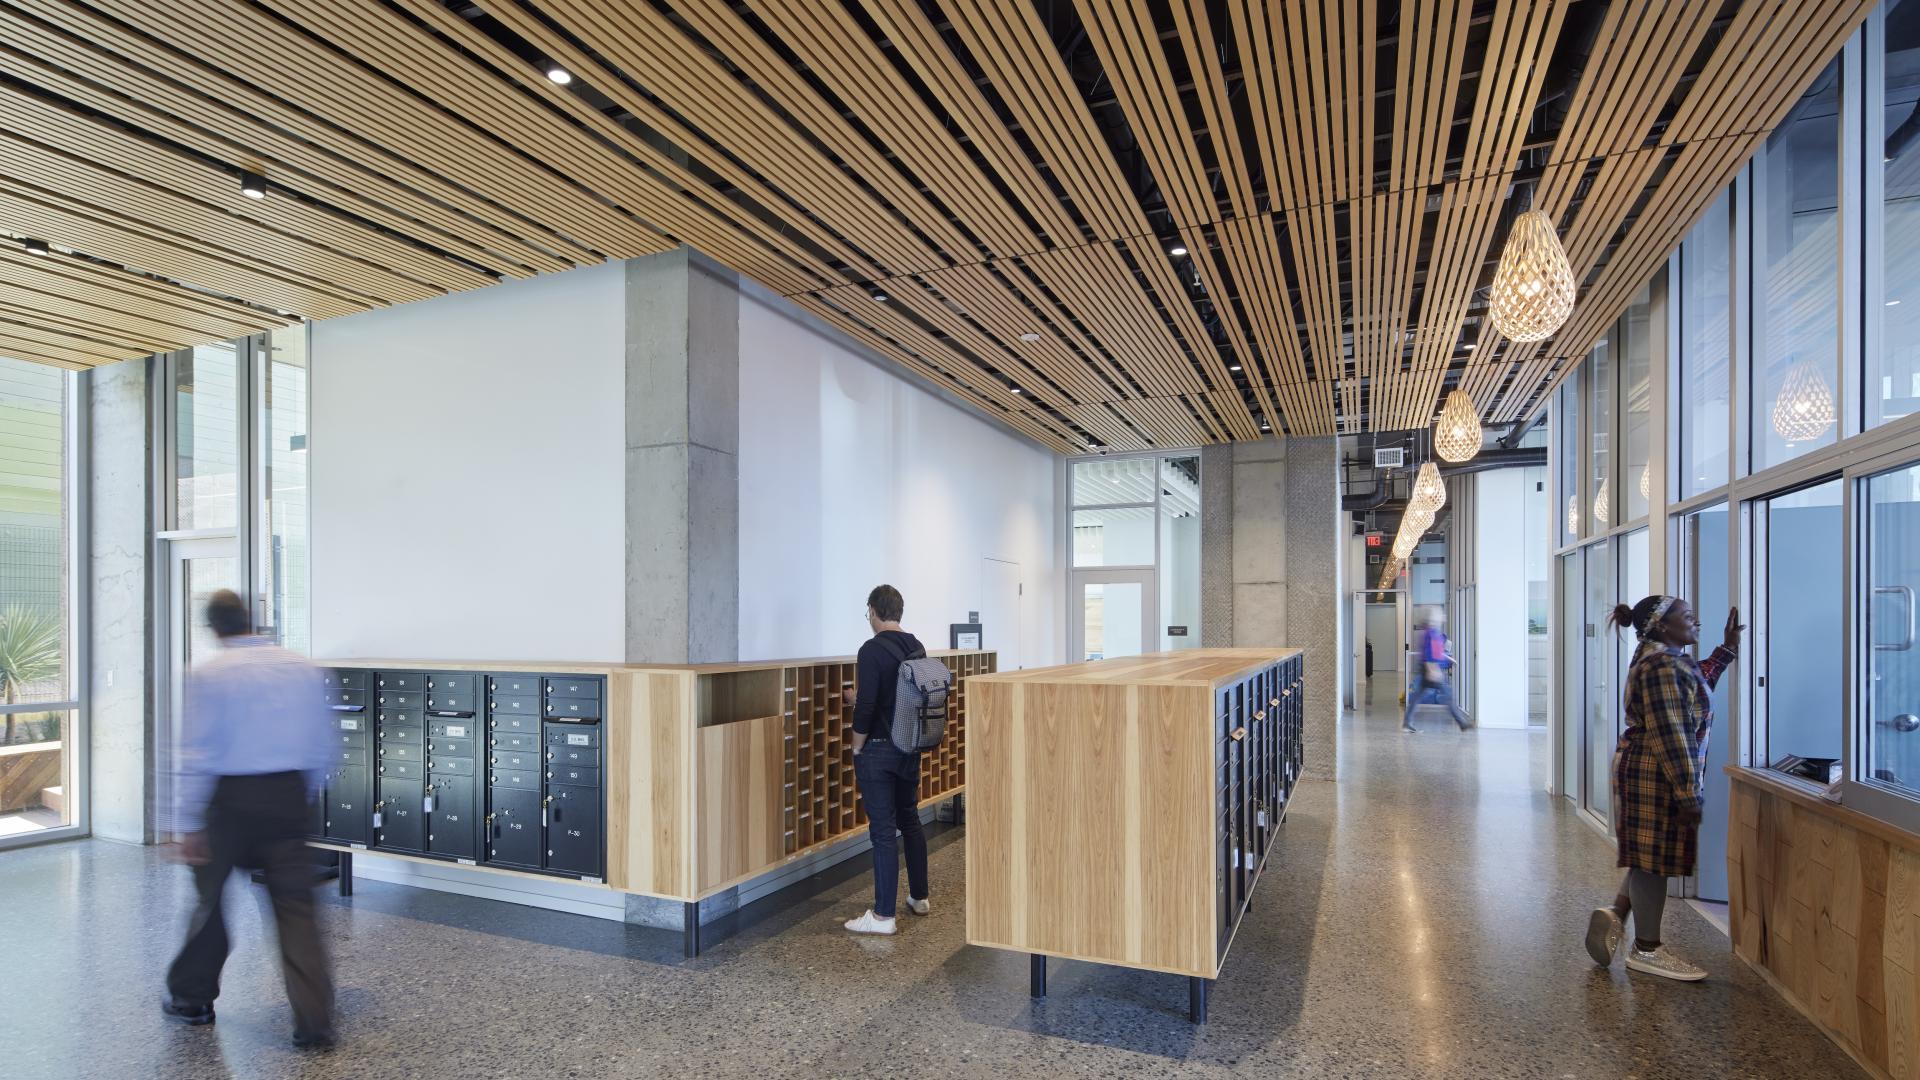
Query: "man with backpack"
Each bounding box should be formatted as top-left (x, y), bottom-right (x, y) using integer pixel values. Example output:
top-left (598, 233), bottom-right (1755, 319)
top-left (842, 584), bottom-right (949, 935)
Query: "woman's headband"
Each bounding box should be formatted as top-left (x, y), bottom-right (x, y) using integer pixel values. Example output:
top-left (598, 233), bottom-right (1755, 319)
top-left (1644, 595), bottom-right (1677, 634)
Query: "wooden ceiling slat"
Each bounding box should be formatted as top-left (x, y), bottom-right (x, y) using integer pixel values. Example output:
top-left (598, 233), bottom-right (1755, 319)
top-left (0, 1), bottom-right (587, 272)
top-left (0, 0), bottom-right (1872, 442)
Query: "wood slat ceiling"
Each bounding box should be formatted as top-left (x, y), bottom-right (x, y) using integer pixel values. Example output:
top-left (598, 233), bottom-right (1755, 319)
top-left (0, 0), bottom-right (1873, 451)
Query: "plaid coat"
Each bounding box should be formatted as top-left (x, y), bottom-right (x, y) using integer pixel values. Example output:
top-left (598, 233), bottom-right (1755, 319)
top-left (1612, 640), bottom-right (1734, 876)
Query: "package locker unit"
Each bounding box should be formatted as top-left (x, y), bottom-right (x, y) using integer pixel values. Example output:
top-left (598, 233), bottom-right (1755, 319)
top-left (314, 666), bottom-right (608, 883)
top-left (313, 651), bottom-right (994, 953)
top-left (962, 648), bottom-right (1304, 1022)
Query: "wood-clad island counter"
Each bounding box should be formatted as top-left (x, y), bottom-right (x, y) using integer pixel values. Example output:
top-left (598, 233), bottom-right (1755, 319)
top-left (964, 648), bottom-right (1303, 1022)
top-left (315, 650), bottom-right (993, 954)
top-left (1727, 765), bottom-right (1920, 1079)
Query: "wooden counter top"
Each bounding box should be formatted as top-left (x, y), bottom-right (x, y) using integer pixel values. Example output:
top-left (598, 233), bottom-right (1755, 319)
top-left (1727, 764), bottom-right (1920, 851)
top-left (966, 648), bottom-right (1300, 690)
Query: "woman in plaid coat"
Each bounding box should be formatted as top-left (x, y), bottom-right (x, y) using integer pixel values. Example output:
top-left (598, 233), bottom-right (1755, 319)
top-left (1582, 594), bottom-right (1741, 982)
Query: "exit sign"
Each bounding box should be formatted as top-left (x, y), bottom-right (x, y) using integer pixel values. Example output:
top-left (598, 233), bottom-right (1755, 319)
top-left (1365, 533), bottom-right (1384, 548)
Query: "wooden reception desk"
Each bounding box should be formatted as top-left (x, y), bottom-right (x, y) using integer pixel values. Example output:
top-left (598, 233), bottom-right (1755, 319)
top-left (964, 648), bottom-right (1303, 1022)
top-left (318, 649), bottom-right (994, 953)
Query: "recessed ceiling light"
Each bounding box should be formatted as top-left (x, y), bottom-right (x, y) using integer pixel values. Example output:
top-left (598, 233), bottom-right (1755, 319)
top-left (1011, 386), bottom-right (1023, 395)
top-left (1463, 343), bottom-right (1477, 351)
top-left (21, 238), bottom-right (49, 256)
top-left (546, 66), bottom-right (573, 85)
top-left (240, 171), bottom-right (268, 199)
top-left (873, 292), bottom-right (889, 302)
top-left (1169, 245), bottom-right (1188, 256)
top-left (1019, 332), bottom-right (1041, 342)
top-left (1229, 364), bottom-right (1242, 372)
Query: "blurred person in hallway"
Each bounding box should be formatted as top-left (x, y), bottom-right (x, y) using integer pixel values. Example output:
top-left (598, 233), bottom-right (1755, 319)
top-left (162, 589), bottom-right (337, 1047)
top-left (1402, 607), bottom-right (1472, 732)
top-left (1584, 595), bottom-right (1741, 982)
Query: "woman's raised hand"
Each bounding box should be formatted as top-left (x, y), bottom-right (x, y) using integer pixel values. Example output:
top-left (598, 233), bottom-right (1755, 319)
top-left (1723, 606), bottom-right (1745, 651)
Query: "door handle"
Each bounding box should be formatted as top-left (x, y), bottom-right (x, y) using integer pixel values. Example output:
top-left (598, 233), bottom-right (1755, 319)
top-left (1874, 585), bottom-right (1916, 652)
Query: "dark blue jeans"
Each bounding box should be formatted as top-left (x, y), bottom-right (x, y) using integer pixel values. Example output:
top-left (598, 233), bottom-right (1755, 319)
top-left (854, 738), bottom-right (928, 918)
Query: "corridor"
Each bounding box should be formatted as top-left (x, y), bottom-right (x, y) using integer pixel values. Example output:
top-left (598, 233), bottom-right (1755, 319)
top-left (0, 678), bottom-right (1860, 1079)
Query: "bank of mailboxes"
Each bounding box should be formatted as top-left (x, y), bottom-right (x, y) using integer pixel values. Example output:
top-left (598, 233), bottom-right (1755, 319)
top-left (316, 668), bottom-right (604, 880)
top-left (1214, 652), bottom-right (1303, 960)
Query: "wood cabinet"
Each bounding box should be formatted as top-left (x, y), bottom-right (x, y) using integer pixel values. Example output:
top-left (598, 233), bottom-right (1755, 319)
top-left (964, 648), bottom-right (1302, 1021)
top-left (318, 649), bottom-right (994, 955)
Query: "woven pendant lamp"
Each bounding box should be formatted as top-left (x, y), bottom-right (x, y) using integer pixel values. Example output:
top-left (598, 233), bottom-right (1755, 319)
top-left (1408, 461), bottom-right (1447, 514)
top-left (1566, 493), bottom-right (1579, 536)
top-left (1592, 475), bottom-right (1611, 526)
top-left (1488, 209), bottom-right (1576, 342)
top-left (1433, 390), bottom-right (1482, 463)
top-left (1638, 463), bottom-right (1650, 502)
top-left (1770, 358), bottom-right (1836, 442)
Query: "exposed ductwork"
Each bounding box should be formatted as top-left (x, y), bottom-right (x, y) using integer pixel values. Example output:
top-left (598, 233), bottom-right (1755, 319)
top-left (1436, 446), bottom-right (1547, 477)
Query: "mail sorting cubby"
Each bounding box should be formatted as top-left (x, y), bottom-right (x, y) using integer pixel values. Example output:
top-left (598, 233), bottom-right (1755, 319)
top-left (776, 654), bottom-right (982, 852)
top-left (963, 648), bottom-right (1304, 1023)
top-left (610, 649), bottom-right (995, 956)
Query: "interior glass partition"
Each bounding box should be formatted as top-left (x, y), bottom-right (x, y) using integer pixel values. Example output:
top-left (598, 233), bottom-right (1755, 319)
top-left (1684, 504), bottom-right (1734, 901)
top-left (1864, 463), bottom-right (1920, 794)
top-left (1680, 191), bottom-right (1733, 497)
top-left (1583, 539), bottom-right (1613, 822)
top-left (1068, 451), bottom-right (1201, 660)
top-left (1872, 0), bottom-right (1920, 429)
top-left (1759, 479), bottom-right (1846, 769)
top-left (1752, 59), bottom-right (1842, 471)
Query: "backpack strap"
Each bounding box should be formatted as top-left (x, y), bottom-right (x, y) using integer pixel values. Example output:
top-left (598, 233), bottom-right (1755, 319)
top-left (876, 633), bottom-right (924, 663)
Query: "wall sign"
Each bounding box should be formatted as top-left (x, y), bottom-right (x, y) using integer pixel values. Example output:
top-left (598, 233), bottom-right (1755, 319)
top-left (1167, 625), bottom-right (1189, 637)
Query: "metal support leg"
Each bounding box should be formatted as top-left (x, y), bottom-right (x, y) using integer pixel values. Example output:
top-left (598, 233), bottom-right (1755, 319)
top-left (683, 901), bottom-right (701, 958)
top-left (1029, 954), bottom-right (1046, 998)
top-left (338, 851), bottom-right (353, 897)
top-left (1189, 977), bottom-right (1209, 1023)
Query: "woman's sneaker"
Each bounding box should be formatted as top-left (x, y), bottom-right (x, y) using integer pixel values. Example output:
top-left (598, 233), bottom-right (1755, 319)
top-left (905, 896), bottom-right (930, 916)
top-left (844, 910), bottom-right (897, 935)
top-left (1585, 908), bottom-right (1623, 966)
top-left (1625, 944), bottom-right (1707, 981)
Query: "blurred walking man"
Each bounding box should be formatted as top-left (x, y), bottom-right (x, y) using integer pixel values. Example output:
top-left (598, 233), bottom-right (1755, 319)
top-left (163, 589), bottom-right (337, 1048)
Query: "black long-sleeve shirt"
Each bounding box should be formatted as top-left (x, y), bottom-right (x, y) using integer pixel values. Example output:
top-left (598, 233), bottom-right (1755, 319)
top-left (853, 630), bottom-right (924, 738)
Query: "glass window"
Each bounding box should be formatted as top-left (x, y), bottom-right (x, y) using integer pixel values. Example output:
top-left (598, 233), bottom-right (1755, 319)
top-left (1584, 539), bottom-right (1613, 820)
top-left (1621, 287), bottom-right (1653, 522)
top-left (1865, 462), bottom-right (1920, 796)
top-left (1587, 335), bottom-right (1613, 530)
top-left (1556, 380), bottom-right (1581, 546)
top-left (1071, 457), bottom-right (1154, 506)
top-left (1681, 190), bottom-right (1733, 497)
top-left (1753, 60), bottom-right (1842, 472)
top-left (1763, 479), bottom-right (1845, 770)
top-left (0, 357), bottom-right (75, 837)
top-left (1875, 1), bottom-right (1920, 428)
top-left (174, 341), bottom-right (241, 530)
top-left (262, 325), bottom-right (310, 653)
top-left (1684, 503), bottom-right (1734, 901)
top-left (1157, 455), bottom-right (1200, 651)
top-left (1072, 507), bottom-right (1155, 567)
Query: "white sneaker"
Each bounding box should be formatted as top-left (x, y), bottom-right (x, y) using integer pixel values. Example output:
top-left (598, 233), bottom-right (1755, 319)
top-left (1585, 908), bottom-right (1623, 966)
top-left (1625, 944), bottom-right (1707, 982)
top-left (906, 896), bottom-right (930, 916)
top-left (844, 910), bottom-right (897, 935)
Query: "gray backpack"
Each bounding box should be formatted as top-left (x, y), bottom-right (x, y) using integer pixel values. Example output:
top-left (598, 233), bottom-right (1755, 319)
top-left (878, 636), bottom-right (953, 752)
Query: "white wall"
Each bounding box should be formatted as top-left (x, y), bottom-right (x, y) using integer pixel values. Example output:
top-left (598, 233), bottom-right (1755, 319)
top-left (736, 292), bottom-right (1061, 669)
top-left (1473, 469), bottom-right (1530, 727)
top-left (310, 263), bottom-right (627, 661)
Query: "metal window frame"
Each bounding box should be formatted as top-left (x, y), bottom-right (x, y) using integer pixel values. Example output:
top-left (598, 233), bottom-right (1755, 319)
top-left (0, 367), bottom-right (91, 851)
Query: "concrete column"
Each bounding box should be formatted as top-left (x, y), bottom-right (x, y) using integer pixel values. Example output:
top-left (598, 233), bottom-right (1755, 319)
top-left (1199, 443), bottom-right (1234, 647)
top-left (1230, 439), bottom-right (1288, 648)
top-left (625, 248), bottom-right (740, 664)
top-left (1283, 436), bottom-right (1340, 781)
top-left (88, 358), bottom-right (151, 843)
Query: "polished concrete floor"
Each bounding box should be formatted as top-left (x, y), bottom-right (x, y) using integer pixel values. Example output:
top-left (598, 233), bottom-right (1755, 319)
top-left (0, 675), bottom-right (1864, 1079)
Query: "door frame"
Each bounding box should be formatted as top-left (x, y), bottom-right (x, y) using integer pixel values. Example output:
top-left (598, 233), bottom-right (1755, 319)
top-left (1070, 567), bottom-right (1158, 662)
top-left (152, 532), bottom-right (239, 841)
